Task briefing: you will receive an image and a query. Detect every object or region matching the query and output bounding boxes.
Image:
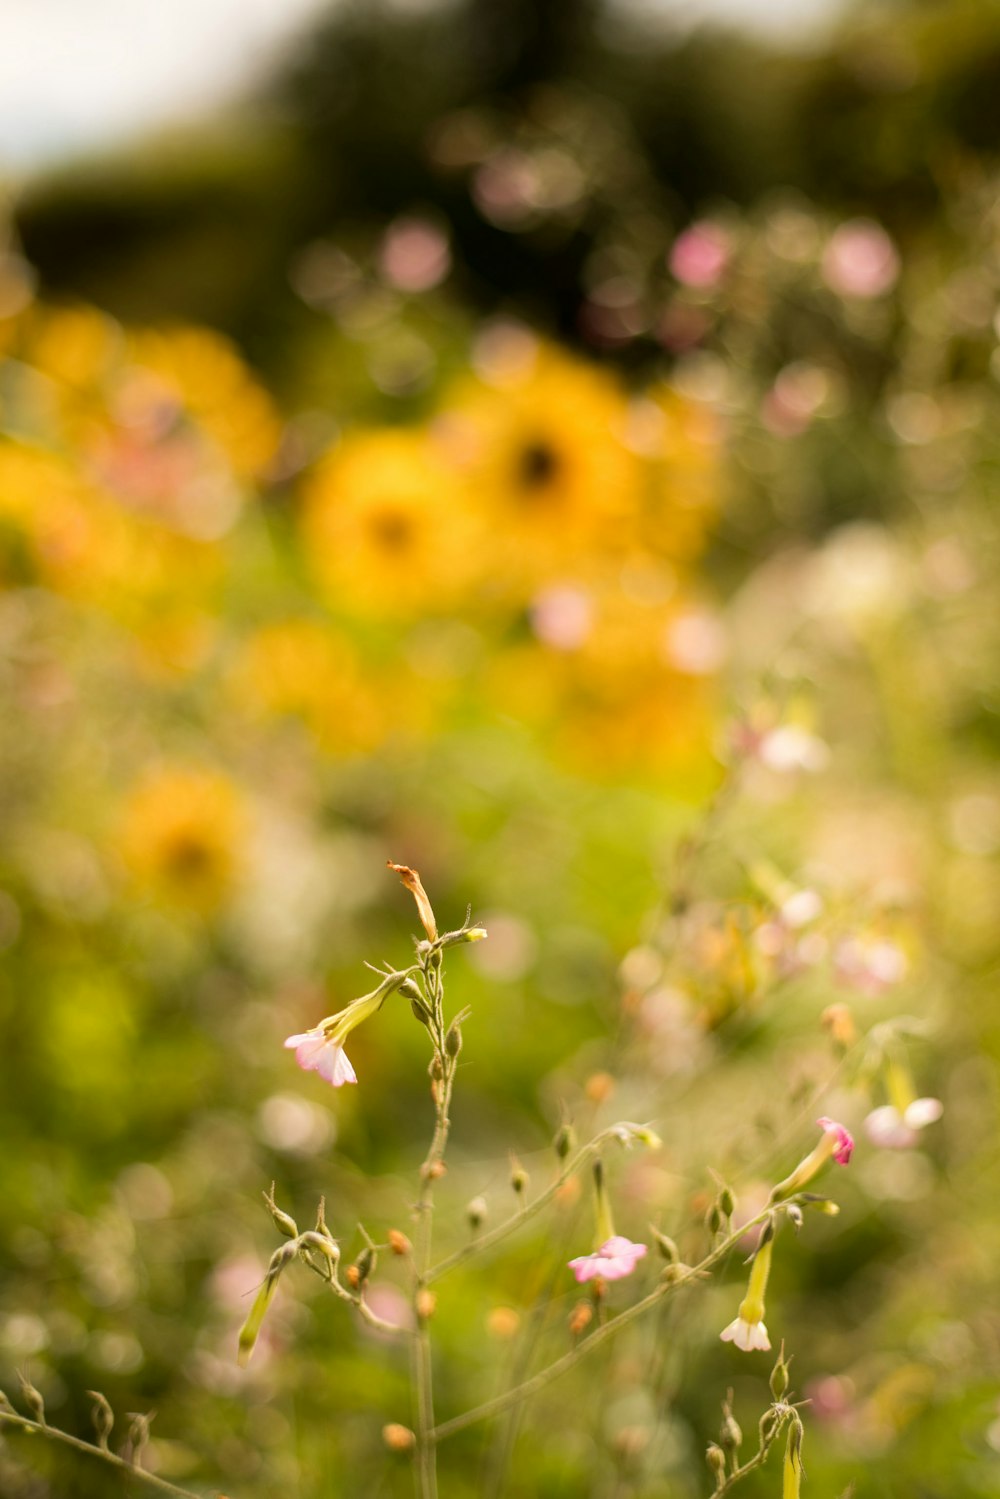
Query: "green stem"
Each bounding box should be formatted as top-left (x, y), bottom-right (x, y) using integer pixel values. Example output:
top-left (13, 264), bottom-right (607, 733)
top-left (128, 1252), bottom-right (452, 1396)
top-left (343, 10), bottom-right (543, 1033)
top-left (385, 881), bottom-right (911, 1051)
top-left (0, 1412), bottom-right (204, 1498)
top-left (411, 958), bottom-right (454, 1499)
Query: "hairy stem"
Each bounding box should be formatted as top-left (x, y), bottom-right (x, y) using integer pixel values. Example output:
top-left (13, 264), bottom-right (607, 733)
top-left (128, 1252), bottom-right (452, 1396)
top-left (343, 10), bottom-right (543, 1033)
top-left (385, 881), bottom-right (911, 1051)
top-left (0, 1411), bottom-right (203, 1498)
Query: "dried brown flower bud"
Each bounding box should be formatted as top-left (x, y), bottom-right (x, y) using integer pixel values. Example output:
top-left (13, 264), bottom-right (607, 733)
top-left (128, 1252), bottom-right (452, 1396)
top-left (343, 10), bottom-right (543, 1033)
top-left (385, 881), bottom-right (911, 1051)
top-left (387, 1230), bottom-right (412, 1257)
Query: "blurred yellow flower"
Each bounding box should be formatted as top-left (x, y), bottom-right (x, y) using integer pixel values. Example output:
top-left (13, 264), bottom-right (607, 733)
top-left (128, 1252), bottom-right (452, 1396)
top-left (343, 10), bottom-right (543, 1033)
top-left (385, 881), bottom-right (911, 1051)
top-left (119, 767), bottom-right (245, 912)
top-left (302, 428), bottom-right (476, 615)
top-left (441, 344), bottom-right (640, 590)
top-left (230, 619), bottom-right (386, 753)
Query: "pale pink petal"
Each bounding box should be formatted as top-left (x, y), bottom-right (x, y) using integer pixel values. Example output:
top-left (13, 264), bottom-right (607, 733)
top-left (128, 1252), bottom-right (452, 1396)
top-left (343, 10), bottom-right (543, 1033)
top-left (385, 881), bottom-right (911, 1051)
top-left (568, 1253), bottom-right (603, 1284)
top-left (903, 1097), bottom-right (943, 1129)
top-left (864, 1105), bottom-right (916, 1149)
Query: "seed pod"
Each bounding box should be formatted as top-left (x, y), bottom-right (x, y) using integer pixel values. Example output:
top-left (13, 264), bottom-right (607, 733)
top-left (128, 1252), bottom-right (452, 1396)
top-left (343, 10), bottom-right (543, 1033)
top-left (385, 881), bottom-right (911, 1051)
top-left (415, 1289), bottom-right (436, 1321)
top-left (387, 1229), bottom-right (412, 1257)
top-left (466, 1196), bottom-right (487, 1231)
top-left (554, 1122), bottom-right (576, 1161)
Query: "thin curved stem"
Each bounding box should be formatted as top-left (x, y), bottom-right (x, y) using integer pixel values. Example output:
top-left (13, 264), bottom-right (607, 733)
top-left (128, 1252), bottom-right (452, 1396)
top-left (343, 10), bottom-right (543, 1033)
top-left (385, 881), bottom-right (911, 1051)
top-left (425, 1130), bottom-right (629, 1285)
top-left (431, 1207), bottom-right (775, 1443)
top-left (0, 1411), bottom-right (204, 1498)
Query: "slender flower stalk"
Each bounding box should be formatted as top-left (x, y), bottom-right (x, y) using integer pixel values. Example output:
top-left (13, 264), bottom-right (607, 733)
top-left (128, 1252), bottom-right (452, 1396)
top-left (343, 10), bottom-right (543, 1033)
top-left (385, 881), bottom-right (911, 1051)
top-left (567, 1158), bottom-right (647, 1283)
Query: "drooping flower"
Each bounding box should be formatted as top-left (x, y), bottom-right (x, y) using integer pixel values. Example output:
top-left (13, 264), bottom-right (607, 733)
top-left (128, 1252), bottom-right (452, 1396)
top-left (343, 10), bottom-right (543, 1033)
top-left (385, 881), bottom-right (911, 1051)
top-left (284, 1028), bottom-right (358, 1087)
top-left (568, 1235), bottom-right (647, 1284)
top-left (770, 1117), bottom-right (854, 1202)
top-left (285, 970), bottom-right (409, 1089)
top-left (720, 1228), bottom-right (773, 1353)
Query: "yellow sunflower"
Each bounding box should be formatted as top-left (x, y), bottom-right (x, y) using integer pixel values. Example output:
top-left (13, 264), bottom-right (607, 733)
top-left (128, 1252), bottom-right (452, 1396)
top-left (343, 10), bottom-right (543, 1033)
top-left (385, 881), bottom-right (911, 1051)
top-left (301, 428), bottom-right (477, 616)
top-left (440, 343), bottom-right (641, 592)
top-left (119, 767), bottom-right (245, 913)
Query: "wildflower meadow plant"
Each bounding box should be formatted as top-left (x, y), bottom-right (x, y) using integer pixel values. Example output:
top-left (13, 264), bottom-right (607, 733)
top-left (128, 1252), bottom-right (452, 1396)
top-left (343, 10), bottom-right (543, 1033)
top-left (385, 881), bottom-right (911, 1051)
top-left (0, 850), bottom-right (945, 1497)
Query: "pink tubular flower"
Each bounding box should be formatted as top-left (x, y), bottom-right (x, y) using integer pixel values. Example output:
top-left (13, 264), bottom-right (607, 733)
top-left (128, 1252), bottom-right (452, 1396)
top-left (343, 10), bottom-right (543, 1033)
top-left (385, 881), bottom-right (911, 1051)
top-left (284, 1028), bottom-right (357, 1087)
top-left (771, 1116), bottom-right (854, 1202)
top-left (568, 1235), bottom-right (647, 1284)
top-left (817, 1116), bottom-right (854, 1165)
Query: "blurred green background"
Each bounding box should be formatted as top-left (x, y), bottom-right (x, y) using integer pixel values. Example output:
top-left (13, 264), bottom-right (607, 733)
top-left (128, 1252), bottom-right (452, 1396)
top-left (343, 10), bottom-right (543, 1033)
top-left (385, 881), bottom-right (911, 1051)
top-left (1, 0), bottom-right (999, 1495)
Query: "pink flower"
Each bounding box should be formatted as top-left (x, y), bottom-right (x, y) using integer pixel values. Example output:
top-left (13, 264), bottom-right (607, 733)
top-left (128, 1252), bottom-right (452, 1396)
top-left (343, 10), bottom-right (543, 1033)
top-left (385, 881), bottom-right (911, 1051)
top-left (568, 1235), bottom-right (647, 1284)
top-left (817, 1116), bottom-right (854, 1165)
top-left (284, 1029), bottom-right (357, 1087)
top-left (669, 222), bottom-right (730, 289)
top-left (821, 219), bottom-right (899, 299)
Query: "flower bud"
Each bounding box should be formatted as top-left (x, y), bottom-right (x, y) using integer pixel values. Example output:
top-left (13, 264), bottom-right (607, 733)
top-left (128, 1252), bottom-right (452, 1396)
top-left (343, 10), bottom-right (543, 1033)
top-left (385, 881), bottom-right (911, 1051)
top-left (769, 1344), bottom-right (792, 1401)
top-left (421, 1159), bottom-right (447, 1181)
top-left (510, 1157), bottom-right (529, 1197)
top-left (388, 1229), bottom-right (412, 1257)
top-left (263, 1184), bottom-right (298, 1240)
top-left (466, 1196), bottom-right (487, 1231)
top-left (354, 1245), bottom-right (376, 1286)
top-left (445, 1020), bottom-right (463, 1058)
top-left (719, 1400), bottom-right (742, 1453)
top-left (706, 1201), bottom-right (722, 1235)
top-left (706, 1443), bottom-right (727, 1481)
top-left (719, 1186), bottom-right (735, 1218)
top-left (17, 1372), bottom-right (45, 1426)
top-left (786, 1203), bottom-right (804, 1231)
top-left (649, 1227), bottom-right (679, 1263)
top-left (554, 1122), bottom-right (576, 1161)
top-left (383, 1423), bottom-right (416, 1453)
top-left (126, 1411), bottom-right (154, 1465)
top-left (86, 1390), bottom-right (114, 1451)
top-left (410, 996), bottom-right (433, 1027)
top-left (415, 1289), bottom-right (436, 1321)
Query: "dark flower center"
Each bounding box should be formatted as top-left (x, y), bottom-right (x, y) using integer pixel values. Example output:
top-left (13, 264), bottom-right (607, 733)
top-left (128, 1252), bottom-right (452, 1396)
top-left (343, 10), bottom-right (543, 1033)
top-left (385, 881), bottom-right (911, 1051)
top-left (516, 439), bottom-right (561, 494)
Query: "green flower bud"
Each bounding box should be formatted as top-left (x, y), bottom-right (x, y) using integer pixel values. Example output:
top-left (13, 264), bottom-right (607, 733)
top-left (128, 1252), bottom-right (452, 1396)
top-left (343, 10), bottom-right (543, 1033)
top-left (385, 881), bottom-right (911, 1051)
top-left (720, 1400), bottom-right (742, 1453)
top-left (263, 1183), bottom-right (298, 1240)
top-left (554, 1122), bottom-right (576, 1161)
top-left (706, 1443), bottom-right (727, 1480)
top-left (649, 1227), bottom-right (679, 1263)
top-left (17, 1372), bottom-right (45, 1427)
top-left (466, 1195), bottom-right (487, 1231)
top-left (86, 1390), bottom-right (114, 1451)
top-left (445, 1020), bottom-right (463, 1058)
top-left (769, 1344), bottom-right (792, 1401)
